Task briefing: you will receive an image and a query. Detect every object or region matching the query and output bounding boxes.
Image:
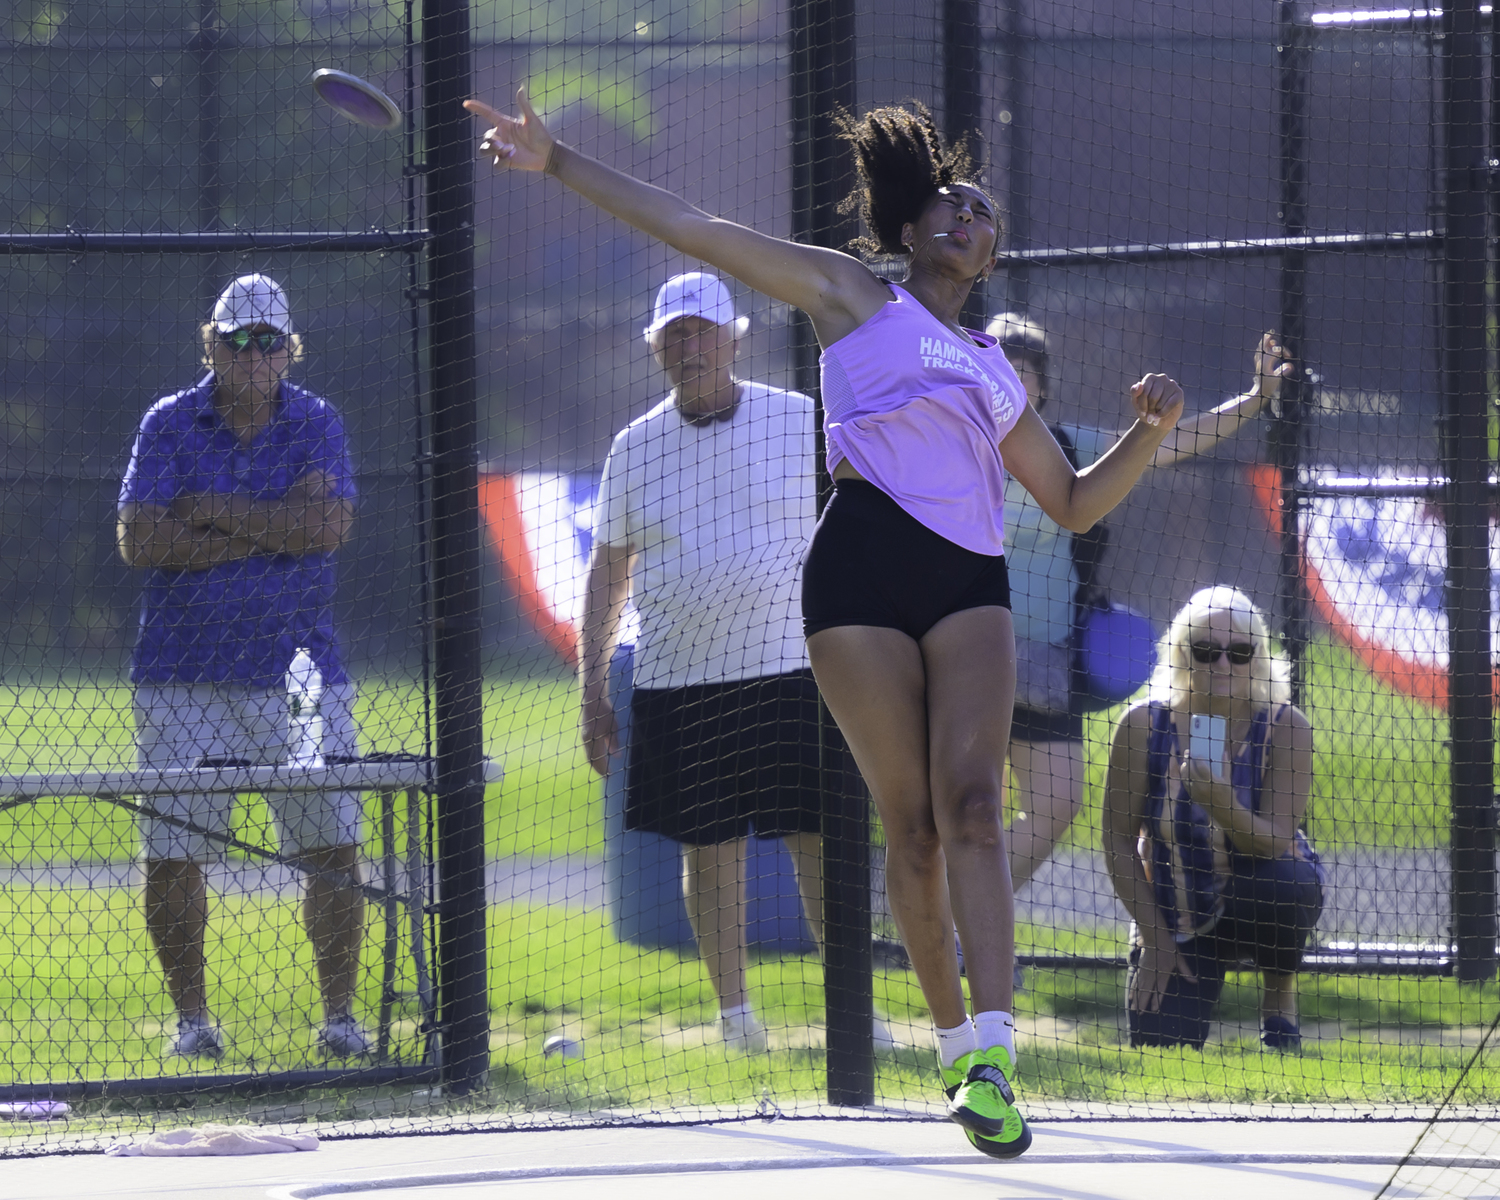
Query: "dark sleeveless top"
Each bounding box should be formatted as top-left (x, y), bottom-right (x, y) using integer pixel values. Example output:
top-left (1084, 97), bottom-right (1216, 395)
top-left (1144, 701), bottom-right (1323, 943)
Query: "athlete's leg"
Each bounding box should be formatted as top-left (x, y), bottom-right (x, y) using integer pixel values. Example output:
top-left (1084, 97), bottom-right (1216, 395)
top-left (807, 625), bottom-right (965, 1026)
top-left (920, 606), bottom-right (1017, 1016)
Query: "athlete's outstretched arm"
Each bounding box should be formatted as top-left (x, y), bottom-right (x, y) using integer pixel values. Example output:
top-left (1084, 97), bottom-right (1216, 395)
top-left (466, 89), bottom-right (889, 346)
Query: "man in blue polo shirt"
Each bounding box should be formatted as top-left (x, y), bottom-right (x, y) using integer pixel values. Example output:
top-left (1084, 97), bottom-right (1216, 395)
top-left (117, 275), bottom-right (371, 1060)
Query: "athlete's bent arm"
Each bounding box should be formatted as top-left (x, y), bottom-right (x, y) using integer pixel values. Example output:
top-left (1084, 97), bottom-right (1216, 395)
top-left (1001, 374), bottom-right (1185, 534)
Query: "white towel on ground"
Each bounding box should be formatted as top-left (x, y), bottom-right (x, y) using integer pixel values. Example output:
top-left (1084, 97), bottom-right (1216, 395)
top-left (106, 1123), bottom-right (319, 1156)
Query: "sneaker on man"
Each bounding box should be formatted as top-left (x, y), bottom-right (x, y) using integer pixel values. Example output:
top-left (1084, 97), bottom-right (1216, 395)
top-left (1260, 1015), bottom-right (1302, 1052)
top-left (168, 1014), bottom-right (225, 1060)
top-left (318, 1012), bottom-right (374, 1058)
top-left (872, 1016), bottom-right (901, 1054)
top-left (720, 1009), bottom-right (769, 1054)
top-left (947, 1045), bottom-right (1033, 1159)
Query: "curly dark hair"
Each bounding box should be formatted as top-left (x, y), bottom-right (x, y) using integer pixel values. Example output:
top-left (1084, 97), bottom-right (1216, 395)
top-left (837, 103), bottom-right (990, 257)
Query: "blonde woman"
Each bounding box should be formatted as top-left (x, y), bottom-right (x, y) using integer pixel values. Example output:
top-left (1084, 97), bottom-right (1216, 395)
top-left (1102, 586), bottom-right (1323, 1050)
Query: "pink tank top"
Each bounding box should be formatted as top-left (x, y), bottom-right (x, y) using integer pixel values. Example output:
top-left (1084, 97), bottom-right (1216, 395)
top-left (821, 284), bottom-right (1026, 556)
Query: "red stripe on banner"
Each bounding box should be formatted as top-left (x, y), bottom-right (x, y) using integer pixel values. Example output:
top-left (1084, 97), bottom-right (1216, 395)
top-left (1247, 464), bottom-right (1454, 709)
top-left (478, 473), bottom-right (580, 668)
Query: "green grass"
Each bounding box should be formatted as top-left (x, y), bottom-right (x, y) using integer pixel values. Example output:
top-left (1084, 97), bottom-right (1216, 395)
top-left (3, 887), bottom-right (1497, 1115)
top-left (0, 641), bottom-right (1497, 1123)
top-left (0, 634), bottom-right (1471, 869)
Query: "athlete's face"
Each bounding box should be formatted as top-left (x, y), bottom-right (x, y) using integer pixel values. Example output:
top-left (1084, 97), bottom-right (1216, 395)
top-left (903, 185), bottom-right (1000, 275)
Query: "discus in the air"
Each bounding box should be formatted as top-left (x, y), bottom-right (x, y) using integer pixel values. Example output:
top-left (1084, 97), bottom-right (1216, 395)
top-left (311, 69), bottom-right (402, 130)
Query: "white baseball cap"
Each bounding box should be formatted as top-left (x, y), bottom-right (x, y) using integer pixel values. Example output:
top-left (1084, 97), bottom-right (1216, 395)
top-left (212, 274), bottom-right (294, 334)
top-left (643, 272), bottom-right (749, 341)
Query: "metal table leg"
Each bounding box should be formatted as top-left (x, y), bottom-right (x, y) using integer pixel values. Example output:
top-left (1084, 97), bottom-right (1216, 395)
top-left (406, 786), bottom-right (438, 1067)
top-left (377, 787), bottom-right (399, 1063)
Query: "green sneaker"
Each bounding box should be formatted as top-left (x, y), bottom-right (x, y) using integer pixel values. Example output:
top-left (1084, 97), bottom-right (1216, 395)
top-left (940, 1059), bottom-right (964, 1101)
top-left (946, 1046), bottom-right (1032, 1159)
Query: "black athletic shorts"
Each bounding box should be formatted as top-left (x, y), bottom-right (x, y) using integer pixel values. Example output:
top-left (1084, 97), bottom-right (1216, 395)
top-left (626, 670), bottom-right (823, 846)
top-left (802, 478), bottom-right (1011, 641)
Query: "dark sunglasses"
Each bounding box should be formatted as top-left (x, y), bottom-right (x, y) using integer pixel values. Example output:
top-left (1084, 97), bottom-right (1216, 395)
top-left (1190, 640), bottom-right (1254, 666)
top-left (220, 329), bottom-right (288, 355)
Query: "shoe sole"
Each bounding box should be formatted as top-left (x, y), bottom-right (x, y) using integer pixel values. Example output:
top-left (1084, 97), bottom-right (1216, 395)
top-left (948, 1101), bottom-right (1031, 1150)
top-left (962, 1118), bottom-right (1033, 1160)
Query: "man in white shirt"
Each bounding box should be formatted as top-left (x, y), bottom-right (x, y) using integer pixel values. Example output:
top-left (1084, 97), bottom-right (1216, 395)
top-left (579, 273), bottom-right (820, 1053)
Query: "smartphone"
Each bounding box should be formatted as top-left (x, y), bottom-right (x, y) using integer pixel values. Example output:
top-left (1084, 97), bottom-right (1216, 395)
top-left (1188, 714), bottom-right (1227, 777)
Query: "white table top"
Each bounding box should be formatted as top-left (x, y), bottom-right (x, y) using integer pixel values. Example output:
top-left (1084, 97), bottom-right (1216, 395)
top-left (0, 758), bottom-right (503, 799)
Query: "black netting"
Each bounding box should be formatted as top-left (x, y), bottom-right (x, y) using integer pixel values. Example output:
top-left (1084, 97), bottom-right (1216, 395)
top-left (1, 1), bottom-right (1498, 1182)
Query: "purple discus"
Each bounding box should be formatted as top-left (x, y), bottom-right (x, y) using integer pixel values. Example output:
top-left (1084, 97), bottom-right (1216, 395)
top-left (311, 69), bottom-right (402, 130)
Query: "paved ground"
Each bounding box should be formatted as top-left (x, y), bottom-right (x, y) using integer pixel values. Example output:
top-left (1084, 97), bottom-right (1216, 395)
top-left (5, 1115), bottom-right (1492, 1200)
top-left (0, 855), bottom-right (610, 911)
top-left (1016, 848), bottom-right (1463, 942)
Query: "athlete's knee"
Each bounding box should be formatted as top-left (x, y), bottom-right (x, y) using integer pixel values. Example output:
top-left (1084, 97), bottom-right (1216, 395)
top-left (937, 786), bottom-right (1006, 850)
top-left (884, 822), bottom-right (945, 881)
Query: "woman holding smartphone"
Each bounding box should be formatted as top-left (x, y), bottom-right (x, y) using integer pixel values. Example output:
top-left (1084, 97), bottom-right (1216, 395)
top-left (1102, 586), bottom-right (1324, 1050)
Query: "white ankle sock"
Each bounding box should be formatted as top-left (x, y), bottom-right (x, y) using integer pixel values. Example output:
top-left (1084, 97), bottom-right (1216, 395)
top-left (720, 1003), bottom-right (754, 1023)
top-left (935, 1018), bottom-right (978, 1068)
top-left (974, 1010), bottom-right (1016, 1063)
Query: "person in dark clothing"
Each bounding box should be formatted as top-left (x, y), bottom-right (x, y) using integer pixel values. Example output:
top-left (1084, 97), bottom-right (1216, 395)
top-left (1102, 586), bottom-right (1324, 1051)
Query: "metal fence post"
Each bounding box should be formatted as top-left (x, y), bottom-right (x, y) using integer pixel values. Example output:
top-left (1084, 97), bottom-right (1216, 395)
top-left (790, 0), bottom-right (871, 1108)
top-left (944, 0), bottom-right (987, 330)
top-left (997, 0), bottom-right (1030, 312)
top-left (422, 0), bottom-right (490, 1088)
top-left (1274, 0), bottom-right (1311, 706)
top-left (1441, 0), bottom-right (1497, 984)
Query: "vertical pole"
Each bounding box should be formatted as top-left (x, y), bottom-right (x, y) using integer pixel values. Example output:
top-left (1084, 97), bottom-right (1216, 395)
top-left (790, 0), bottom-right (871, 1108)
top-left (194, 0), bottom-right (223, 299)
top-left (421, 0), bottom-right (490, 1087)
top-left (1442, 0), bottom-right (1497, 983)
top-left (997, 0), bottom-right (1029, 312)
top-left (944, 0), bottom-right (986, 329)
top-left (1273, 0), bottom-right (1311, 706)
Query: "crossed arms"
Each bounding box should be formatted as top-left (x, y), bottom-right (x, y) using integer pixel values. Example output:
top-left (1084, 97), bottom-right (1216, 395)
top-left (117, 471), bottom-right (354, 571)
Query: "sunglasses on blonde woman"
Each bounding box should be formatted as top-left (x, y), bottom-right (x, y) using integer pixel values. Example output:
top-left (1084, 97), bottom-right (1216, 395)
top-left (1190, 640), bottom-right (1254, 666)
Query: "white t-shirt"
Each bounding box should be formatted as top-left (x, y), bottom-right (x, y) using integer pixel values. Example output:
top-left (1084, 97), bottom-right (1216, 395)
top-left (1004, 421), bottom-right (1114, 646)
top-left (593, 380), bottom-right (816, 689)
